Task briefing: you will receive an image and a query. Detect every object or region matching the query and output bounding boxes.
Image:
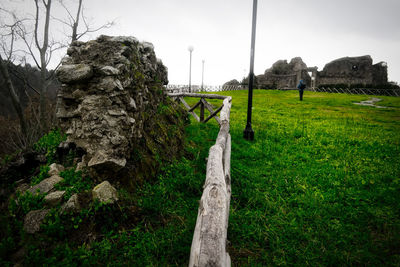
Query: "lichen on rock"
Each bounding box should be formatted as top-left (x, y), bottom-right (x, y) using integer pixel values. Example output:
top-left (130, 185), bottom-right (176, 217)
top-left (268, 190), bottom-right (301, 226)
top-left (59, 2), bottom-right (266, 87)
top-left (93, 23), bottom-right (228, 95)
top-left (92, 181), bottom-right (118, 204)
top-left (24, 209), bottom-right (50, 234)
top-left (27, 175), bottom-right (63, 195)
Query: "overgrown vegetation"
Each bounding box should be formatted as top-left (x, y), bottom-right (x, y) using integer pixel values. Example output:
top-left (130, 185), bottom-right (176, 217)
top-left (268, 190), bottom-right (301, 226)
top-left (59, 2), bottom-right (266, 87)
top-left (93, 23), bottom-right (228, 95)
top-left (1, 90), bottom-right (399, 266)
top-left (34, 129), bottom-right (66, 164)
top-left (55, 169), bottom-right (93, 201)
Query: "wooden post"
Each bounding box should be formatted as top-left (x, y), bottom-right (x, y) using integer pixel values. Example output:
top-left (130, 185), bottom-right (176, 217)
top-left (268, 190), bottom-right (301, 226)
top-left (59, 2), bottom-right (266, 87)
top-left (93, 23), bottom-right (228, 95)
top-left (200, 99), bottom-right (205, 122)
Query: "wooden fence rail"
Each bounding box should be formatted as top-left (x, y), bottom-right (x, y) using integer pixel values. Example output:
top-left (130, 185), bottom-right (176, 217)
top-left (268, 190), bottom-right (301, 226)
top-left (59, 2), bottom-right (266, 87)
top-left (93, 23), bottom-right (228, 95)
top-left (168, 93), bottom-right (228, 125)
top-left (168, 92), bottom-right (233, 266)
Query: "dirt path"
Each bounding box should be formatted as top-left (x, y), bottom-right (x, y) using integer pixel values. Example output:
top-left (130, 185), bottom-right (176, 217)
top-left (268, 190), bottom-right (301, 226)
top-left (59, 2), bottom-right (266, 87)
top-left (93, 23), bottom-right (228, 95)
top-left (353, 97), bottom-right (388, 108)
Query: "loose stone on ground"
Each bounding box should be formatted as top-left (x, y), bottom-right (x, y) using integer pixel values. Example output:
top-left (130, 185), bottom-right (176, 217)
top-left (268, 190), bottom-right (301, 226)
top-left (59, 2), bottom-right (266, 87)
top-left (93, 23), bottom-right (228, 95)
top-left (27, 175), bottom-right (64, 195)
top-left (92, 181), bottom-right (118, 204)
top-left (44, 190), bottom-right (66, 207)
top-left (61, 194), bottom-right (81, 213)
top-left (48, 163), bottom-right (65, 176)
top-left (24, 209), bottom-right (50, 234)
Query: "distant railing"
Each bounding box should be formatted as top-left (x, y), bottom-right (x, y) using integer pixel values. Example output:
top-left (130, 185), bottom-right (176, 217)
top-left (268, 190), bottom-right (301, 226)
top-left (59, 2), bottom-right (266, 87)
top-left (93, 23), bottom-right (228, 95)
top-left (166, 84), bottom-right (400, 97)
top-left (167, 92), bottom-right (233, 266)
top-left (312, 87), bottom-right (400, 97)
top-left (165, 84), bottom-right (247, 93)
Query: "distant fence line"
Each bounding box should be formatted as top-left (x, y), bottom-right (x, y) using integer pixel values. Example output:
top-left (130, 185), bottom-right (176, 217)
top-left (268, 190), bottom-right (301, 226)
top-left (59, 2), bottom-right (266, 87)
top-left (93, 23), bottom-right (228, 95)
top-left (311, 87), bottom-right (400, 97)
top-left (165, 84), bottom-right (247, 93)
top-left (166, 84), bottom-right (400, 97)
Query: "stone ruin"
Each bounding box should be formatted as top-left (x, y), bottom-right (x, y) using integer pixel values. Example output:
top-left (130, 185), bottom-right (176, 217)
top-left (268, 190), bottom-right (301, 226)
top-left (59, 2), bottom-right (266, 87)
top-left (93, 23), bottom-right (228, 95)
top-left (317, 55), bottom-right (387, 86)
top-left (56, 35), bottom-right (186, 181)
top-left (256, 57), bottom-right (312, 89)
top-left (239, 55), bottom-right (388, 89)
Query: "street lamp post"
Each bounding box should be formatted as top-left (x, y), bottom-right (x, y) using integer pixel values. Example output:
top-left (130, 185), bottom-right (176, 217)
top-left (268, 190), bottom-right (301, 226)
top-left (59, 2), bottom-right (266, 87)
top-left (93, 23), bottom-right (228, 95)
top-left (201, 60), bottom-right (205, 91)
top-left (188, 45), bottom-right (194, 93)
top-left (243, 0), bottom-right (258, 141)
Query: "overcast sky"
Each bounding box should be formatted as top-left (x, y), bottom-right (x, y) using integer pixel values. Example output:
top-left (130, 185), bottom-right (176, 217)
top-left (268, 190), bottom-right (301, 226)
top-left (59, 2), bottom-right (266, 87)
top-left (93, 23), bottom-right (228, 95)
top-left (3, 0), bottom-right (400, 86)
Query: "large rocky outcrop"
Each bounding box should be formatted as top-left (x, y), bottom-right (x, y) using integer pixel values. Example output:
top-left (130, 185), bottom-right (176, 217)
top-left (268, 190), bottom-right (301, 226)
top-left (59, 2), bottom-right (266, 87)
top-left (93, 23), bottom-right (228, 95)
top-left (56, 36), bottom-right (186, 182)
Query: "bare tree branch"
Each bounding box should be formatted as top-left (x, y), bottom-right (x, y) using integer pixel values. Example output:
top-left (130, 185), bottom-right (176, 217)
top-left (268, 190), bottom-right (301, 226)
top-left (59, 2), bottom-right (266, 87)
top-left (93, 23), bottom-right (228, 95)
top-left (56, 0), bottom-right (114, 43)
top-left (75, 6), bottom-right (114, 41)
top-left (58, 0), bottom-right (75, 24)
top-left (16, 25), bottom-right (41, 69)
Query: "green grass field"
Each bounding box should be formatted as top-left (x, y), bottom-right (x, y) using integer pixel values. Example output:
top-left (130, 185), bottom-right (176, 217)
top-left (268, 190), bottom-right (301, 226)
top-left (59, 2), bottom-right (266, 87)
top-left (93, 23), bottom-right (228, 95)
top-left (3, 90), bottom-right (399, 266)
top-left (185, 90), bottom-right (400, 266)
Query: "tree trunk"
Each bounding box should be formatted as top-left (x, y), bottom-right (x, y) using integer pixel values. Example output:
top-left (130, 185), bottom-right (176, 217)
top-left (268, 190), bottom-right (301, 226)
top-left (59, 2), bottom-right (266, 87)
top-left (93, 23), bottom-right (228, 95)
top-left (39, 60), bottom-right (48, 131)
top-left (34, 0), bottom-right (52, 131)
top-left (0, 55), bottom-right (27, 136)
top-left (71, 0), bottom-right (83, 43)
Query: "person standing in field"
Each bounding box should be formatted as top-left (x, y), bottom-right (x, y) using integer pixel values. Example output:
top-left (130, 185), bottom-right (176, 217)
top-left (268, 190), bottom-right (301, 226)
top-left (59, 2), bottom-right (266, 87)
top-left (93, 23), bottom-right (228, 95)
top-left (297, 79), bottom-right (306, 101)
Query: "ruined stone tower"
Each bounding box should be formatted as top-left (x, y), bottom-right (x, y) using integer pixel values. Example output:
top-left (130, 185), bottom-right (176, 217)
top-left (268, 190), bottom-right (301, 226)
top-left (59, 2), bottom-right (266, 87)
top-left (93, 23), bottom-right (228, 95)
top-left (56, 35), bottom-right (186, 181)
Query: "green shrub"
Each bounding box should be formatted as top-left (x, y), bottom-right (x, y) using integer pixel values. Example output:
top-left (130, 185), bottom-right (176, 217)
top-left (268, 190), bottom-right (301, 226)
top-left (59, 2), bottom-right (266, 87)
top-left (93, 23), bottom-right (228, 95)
top-left (55, 168), bottom-right (93, 200)
top-left (41, 209), bottom-right (67, 239)
top-left (10, 191), bottom-right (45, 215)
top-left (30, 164), bottom-right (50, 185)
top-left (34, 129), bottom-right (66, 163)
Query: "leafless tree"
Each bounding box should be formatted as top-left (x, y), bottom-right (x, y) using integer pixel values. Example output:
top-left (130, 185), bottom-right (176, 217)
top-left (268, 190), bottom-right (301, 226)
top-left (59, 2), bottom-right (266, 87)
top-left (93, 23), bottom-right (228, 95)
top-left (0, 8), bottom-right (28, 138)
top-left (34, 0), bottom-right (52, 130)
top-left (56, 0), bottom-right (114, 44)
top-left (0, 54), bottom-right (27, 136)
top-left (1, 0), bottom-right (62, 131)
top-left (0, 0), bottom-right (114, 153)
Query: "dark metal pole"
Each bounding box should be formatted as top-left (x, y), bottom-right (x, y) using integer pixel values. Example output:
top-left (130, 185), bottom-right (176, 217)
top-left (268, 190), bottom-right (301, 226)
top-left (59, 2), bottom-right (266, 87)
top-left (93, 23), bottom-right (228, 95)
top-left (189, 50), bottom-right (192, 93)
top-left (244, 0), bottom-right (258, 140)
top-left (201, 60), bottom-right (205, 91)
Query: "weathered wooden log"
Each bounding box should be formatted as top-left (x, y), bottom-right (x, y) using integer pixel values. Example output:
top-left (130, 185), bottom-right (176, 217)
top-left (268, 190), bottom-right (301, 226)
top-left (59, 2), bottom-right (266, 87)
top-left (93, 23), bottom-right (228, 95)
top-left (223, 134), bottom-right (231, 227)
top-left (189, 95), bottom-right (232, 267)
top-left (189, 144), bottom-right (231, 267)
top-left (215, 97), bottom-right (232, 149)
top-left (220, 97), bottom-right (232, 122)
